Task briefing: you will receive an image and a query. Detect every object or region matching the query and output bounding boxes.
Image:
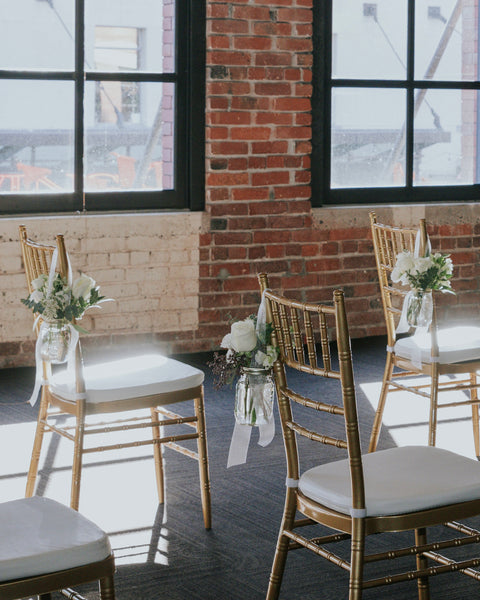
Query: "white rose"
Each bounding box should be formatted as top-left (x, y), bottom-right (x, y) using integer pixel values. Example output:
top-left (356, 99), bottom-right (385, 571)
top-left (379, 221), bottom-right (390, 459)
top-left (391, 251), bottom-right (415, 283)
top-left (230, 318), bottom-right (257, 352)
top-left (29, 290), bottom-right (44, 303)
top-left (411, 256), bottom-right (432, 275)
top-left (31, 275), bottom-right (46, 291)
top-left (72, 274), bottom-right (95, 300)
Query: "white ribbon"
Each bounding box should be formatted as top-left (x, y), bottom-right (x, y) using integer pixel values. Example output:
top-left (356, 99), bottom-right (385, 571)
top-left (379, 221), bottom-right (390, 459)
top-left (255, 289), bottom-right (268, 343)
top-left (350, 507), bottom-right (367, 519)
top-left (396, 289), bottom-right (414, 334)
top-left (414, 227), bottom-right (431, 258)
top-left (227, 423), bottom-right (253, 467)
top-left (226, 419), bottom-right (275, 468)
top-left (409, 326), bottom-right (432, 369)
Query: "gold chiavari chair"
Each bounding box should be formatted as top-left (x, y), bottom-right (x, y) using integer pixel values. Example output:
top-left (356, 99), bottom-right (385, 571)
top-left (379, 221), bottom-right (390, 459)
top-left (259, 272), bottom-right (480, 600)
top-left (368, 212), bottom-right (480, 453)
top-left (0, 496), bottom-right (115, 600)
top-left (19, 225), bottom-right (211, 528)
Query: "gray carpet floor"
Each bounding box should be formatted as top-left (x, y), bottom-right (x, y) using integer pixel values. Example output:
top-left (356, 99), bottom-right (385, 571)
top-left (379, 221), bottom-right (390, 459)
top-left (1, 335), bottom-right (479, 599)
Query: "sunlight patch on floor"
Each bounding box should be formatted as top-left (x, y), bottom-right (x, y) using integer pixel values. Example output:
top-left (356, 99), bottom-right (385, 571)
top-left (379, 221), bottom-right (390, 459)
top-left (360, 377), bottom-right (477, 459)
top-left (0, 418), bottom-right (170, 566)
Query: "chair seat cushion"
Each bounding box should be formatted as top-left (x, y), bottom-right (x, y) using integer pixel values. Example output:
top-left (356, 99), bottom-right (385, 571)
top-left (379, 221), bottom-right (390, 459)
top-left (50, 352), bottom-right (204, 404)
top-left (299, 446), bottom-right (480, 517)
top-left (0, 496), bottom-right (111, 582)
top-left (395, 325), bottom-right (480, 365)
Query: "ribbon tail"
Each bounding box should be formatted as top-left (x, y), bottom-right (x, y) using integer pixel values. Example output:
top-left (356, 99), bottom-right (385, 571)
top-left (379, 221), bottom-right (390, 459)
top-left (414, 229), bottom-right (432, 258)
top-left (410, 328), bottom-right (426, 369)
top-left (396, 290), bottom-right (413, 334)
top-left (46, 247), bottom-right (58, 293)
top-left (258, 415), bottom-right (275, 447)
top-left (28, 336), bottom-right (44, 406)
top-left (255, 289), bottom-right (268, 346)
top-left (227, 423), bottom-right (252, 468)
top-left (66, 325), bottom-right (80, 380)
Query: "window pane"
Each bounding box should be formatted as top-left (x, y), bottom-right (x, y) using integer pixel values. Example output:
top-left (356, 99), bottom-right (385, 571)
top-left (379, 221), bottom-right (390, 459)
top-left (86, 1), bottom-right (174, 73)
top-left (0, 81), bottom-right (74, 193)
top-left (332, 0), bottom-right (407, 80)
top-left (84, 82), bottom-right (174, 191)
top-left (414, 89), bottom-right (477, 185)
top-left (0, 0), bottom-right (74, 70)
top-left (415, 0), bottom-right (469, 81)
top-left (331, 88), bottom-right (406, 188)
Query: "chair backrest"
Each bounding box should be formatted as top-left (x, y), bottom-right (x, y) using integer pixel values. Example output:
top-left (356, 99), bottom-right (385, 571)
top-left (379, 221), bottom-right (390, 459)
top-left (19, 225), bottom-right (69, 293)
top-left (258, 273), bottom-right (366, 513)
top-left (369, 211), bottom-right (429, 347)
top-left (19, 225), bottom-right (85, 393)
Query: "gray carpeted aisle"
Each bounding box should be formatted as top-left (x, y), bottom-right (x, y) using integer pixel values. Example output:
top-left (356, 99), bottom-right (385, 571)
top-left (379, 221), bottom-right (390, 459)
top-left (1, 336), bottom-right (479, 599)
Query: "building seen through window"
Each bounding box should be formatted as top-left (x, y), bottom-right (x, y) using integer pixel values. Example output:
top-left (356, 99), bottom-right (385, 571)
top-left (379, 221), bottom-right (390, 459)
top-left (0, 0), bottom-right (203, 213)
top-left (314, 0), bottom-right (480, 205)
top-left (94, 27), bottom-right (142, 125)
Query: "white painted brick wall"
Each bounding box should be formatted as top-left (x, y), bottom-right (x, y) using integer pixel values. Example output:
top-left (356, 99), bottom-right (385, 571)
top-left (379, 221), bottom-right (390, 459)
top-left (0, 213), bottom-right (202, 365)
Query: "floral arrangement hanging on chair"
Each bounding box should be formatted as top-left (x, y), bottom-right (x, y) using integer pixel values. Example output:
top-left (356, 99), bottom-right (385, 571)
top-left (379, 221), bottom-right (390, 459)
top-left (209, 314), bottom-right (278, 427)
top-left (22, 272), bottom-right (108, 363)
top-left (391, 250), bottom-right (454, 328)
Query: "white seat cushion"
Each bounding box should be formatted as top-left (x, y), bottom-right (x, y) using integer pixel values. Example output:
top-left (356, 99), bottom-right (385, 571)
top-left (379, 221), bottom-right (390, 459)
top-left (395, 325), bottom-right (480, 365)
top-left (0, 496), bottom-right (111, 581)
top-left (299, 446), bottom-right (480, 517)
top-left (50, 352), bottom-right (204, 404)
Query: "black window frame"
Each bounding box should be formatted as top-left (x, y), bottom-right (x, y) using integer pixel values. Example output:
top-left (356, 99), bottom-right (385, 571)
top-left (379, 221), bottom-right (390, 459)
top-left (0, 0), bottom-right (205, 215)
top-left (312, 0), bottom-right (480, 207)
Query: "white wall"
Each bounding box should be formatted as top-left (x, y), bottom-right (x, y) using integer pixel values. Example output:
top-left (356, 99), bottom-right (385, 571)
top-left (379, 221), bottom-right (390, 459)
top-left (0, 211), bottom-right (203, 367)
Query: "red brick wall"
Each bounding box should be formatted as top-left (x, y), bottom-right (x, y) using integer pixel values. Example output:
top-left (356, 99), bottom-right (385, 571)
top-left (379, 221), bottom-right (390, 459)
top-left (199, 0), bottom-right (322, 349)
top-left (197, 0), bottom-right (382, 350)
top-left (2, 0), bottom-right (479, 368)
top-left (188, 0), bottom-right (480, 353)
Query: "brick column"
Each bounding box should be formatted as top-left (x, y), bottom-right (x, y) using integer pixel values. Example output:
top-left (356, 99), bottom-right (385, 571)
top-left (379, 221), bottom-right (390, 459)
top-left (200, 0), bottom-right (320, 349)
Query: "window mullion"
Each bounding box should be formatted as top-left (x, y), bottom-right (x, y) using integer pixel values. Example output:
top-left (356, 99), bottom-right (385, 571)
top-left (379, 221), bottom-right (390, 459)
top-left (75, 0), bottom-right (85, 210)
top-left (405, 0), bottom-right (415, 189)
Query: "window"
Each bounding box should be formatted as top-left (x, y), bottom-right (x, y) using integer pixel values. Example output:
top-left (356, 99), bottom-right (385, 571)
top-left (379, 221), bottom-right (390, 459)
top-left (0, 0), bottom-right (205, 214)
top-left (313, 0), bottom-right (480, 206)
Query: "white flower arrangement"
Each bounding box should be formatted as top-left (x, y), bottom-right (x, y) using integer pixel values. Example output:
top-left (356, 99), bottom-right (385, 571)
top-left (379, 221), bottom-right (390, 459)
top-left (22, 272), bottom-right (109, 332)
top-left (209, 315), bottom-right (278, 388)
top-left (391, 250), bottom-right (454, 293)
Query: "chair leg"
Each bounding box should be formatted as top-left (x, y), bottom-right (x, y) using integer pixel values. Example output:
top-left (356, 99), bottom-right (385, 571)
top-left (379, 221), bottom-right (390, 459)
top-left (415, 527), bottom-right (430, 600)
top-left (151, 407), bottom-right (165, 504)
top-left (470, 373), bottom-right (480, 458)
top-left (25, 388), bottom-right (49, 497)
top-left (266, 489), bottom-right (297, 600)
top-left (368, 352), bottom-right (394, 452)
top-left (427, 369), bottom-right (439, 447)
top-left (70, 403), bottom-right (86, 511)
top-left (99, 575), bottom-right (116, 600)
top-left (349, 518), bottom-right (365, 600)
top-left (194, 388), bottom-right (212, 530)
